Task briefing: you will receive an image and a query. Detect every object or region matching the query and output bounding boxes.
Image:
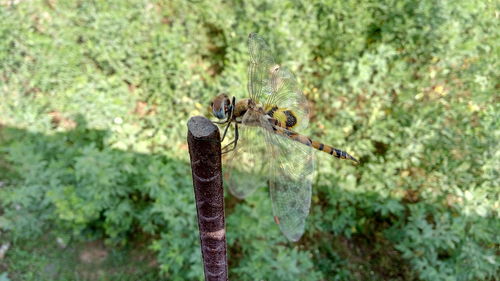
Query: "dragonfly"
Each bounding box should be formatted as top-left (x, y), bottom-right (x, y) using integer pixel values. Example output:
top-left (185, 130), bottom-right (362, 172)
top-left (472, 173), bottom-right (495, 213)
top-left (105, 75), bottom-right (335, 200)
top-left (211, 33), bottom-right (358, 242)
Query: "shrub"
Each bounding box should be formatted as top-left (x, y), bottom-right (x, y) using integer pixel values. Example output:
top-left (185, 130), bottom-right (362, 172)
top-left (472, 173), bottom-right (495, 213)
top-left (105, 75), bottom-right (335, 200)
top-left (0, 0), bottom-right (498, 280)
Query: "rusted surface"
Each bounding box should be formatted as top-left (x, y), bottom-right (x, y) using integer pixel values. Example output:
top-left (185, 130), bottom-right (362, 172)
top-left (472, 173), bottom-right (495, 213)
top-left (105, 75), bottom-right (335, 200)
top-left (187, 116), bottom-right (228, 281)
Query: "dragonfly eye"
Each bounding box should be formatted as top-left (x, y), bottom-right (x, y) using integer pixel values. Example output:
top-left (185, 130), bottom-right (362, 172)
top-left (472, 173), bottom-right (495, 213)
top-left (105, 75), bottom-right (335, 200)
top-left (211, 99), bottom-right (226, 120)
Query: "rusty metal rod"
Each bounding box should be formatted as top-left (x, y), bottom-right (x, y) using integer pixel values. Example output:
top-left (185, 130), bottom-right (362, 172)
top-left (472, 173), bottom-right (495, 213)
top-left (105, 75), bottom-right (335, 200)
top-left (187, 116), bottom-right (228, 281)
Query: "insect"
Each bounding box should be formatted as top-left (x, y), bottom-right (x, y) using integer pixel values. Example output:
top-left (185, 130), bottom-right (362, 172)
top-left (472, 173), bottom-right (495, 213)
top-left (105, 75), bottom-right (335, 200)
top-left (211, 33), bottom-right (358, 241)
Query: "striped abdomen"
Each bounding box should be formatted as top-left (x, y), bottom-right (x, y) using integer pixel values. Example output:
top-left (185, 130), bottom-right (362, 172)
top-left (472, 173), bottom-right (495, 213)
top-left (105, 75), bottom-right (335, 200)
top-left (270, 122), bottom-right (359, 163)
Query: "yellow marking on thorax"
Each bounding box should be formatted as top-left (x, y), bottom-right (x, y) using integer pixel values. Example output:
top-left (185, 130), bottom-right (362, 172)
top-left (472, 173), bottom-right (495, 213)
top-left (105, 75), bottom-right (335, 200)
top-left (264, 105), bottom-right (299, 129)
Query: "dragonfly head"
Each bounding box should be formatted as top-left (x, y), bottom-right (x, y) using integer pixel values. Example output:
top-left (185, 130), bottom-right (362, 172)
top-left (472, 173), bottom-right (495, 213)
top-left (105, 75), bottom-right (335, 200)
top-left (211, 93), bottom-right (232, 120)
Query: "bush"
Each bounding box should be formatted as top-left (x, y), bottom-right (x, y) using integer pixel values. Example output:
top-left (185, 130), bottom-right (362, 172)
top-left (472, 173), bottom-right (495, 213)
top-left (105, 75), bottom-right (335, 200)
top-left (0, 0), bottom-right (498, 280)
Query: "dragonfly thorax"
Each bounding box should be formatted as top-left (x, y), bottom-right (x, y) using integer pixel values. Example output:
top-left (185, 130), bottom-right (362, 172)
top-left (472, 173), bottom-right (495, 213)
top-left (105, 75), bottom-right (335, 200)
top-left (234, 98), bottom-right (260, 118)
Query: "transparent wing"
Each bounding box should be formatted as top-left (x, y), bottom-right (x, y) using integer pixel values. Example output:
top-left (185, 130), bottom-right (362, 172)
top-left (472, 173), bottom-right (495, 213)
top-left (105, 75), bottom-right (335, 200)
top-left (260, 117), bottom-right (315, 242)
top-left (223, 125), bottom-right (269, 199)
top-left (247, 32), bottom-right (276, 103)
top-left (247, 33), bottom-right (309, 130)
top-left (265, 66), bottom-right (309, 131)
top-left (248, 32), bottom-right (276, 66)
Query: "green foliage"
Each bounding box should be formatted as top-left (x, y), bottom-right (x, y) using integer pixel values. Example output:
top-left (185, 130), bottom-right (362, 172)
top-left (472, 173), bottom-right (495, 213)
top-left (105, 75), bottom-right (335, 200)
top-left (1, 234), bottom-right (162, 281)
top-left (0, 0), bottom-right (498, 280)
top-left (226, 190), bottom-right (324, 280)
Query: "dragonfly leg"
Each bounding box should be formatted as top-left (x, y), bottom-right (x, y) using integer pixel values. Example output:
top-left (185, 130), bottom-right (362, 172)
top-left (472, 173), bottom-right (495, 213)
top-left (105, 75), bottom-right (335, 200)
top-left (212, 120), bottom-right (228, 125)
top-left (220, 118), bottom-right (233, 142)
top-left (218, 97), bottom-right (236, 142)
top-left (207, 114), bottom-right (233, 146)
top-left (205, 122), bottom-right (232, 147)
top-left (222, 122), bottom-right (239, 154)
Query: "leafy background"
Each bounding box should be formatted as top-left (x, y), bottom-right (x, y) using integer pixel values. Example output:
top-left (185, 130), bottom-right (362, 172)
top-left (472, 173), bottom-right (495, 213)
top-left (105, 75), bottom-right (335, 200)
top-left (0, 0), bottom-right (498, 280)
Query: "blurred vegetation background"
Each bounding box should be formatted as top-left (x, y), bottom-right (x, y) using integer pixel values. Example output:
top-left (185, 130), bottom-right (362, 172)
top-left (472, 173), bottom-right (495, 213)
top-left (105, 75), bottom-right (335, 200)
top-left (0, 0), bottom-right (498, 280)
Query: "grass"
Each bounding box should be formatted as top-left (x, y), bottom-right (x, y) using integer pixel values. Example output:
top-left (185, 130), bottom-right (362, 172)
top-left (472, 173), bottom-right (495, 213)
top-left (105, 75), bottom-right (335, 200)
top-left (2, 233), bottom-right (161, 281)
